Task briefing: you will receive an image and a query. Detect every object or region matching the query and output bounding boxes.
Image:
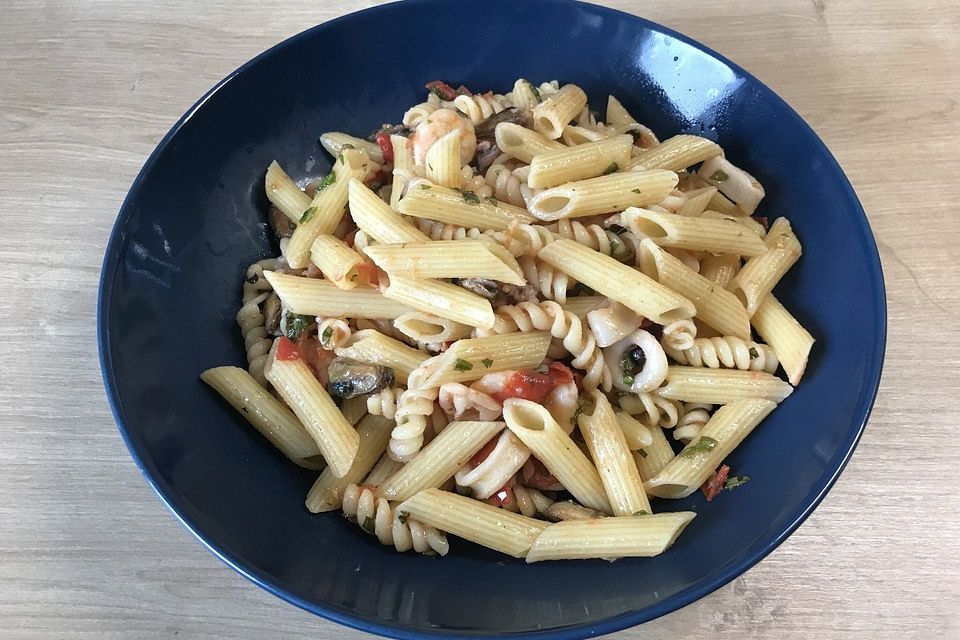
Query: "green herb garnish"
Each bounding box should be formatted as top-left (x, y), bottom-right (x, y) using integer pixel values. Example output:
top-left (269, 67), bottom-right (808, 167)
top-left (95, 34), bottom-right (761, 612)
top-left (341, 143), bottom-right (356, 151)
top-left (455, 108), bottom-right (469, 118)
top-left (318, 170), bottom-right (337, 191)
top-left (397, 511), bottom-right (409, 525)
top-left (622, 374), bottom-right (635, 386)
top-left (461, 190), bottom-right (481, 205)
top-left (679, 436), bottom-right (718, 458)
top-left (748, 347), bottom-right (759, 359)
top-left (569, 282), bottom-right (595, 296)
top-left (361, 515), bottom-right (375, 533)
top-left (454, 358), bottom-right (473, 372)
top-left (321, 326), bottom-right (334, 347)
top-left (284, 312), bottom-right (311, 340)
top-left (525, 80), bottom-right (542, 103)
top-left (709, 169), bottom-right (729, 182)
top-left (633, 510), bottom-right (649, 516)
top-left (299, 206), bottom-right (317, 224)
top-left (603, 162), bottom-right (619, 175)
top-left (430, 87), bottom-right (447, 101)
top-left (631, 188), bottom-right (641, 194)
top-left (485, 196), bottom-right (499, 207)
top-left (637, 449), bottom-right (648, 458)
top-left (420, 184), bottom-right (432, 190)
top-left (481, 358), bottom-right (493, 368)
top-left (725, 475), bottom-right (751, 490)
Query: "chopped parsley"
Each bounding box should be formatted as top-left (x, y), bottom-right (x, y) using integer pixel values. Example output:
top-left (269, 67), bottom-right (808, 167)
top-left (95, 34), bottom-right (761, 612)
top-left (631, 188), bottom-right (641, 194)
top-left (637, 449), bottom-right (648, 458)
top-left (419, 184), bottom-right (432, 190)
top-left (724, 475), bottom-right (751, 490)
top-left (485, 196), bottom-right (499, 207)
top-left (454, 358), bottom-right (473, 372)
top-left (429, 86), bottom-right (447, 101)
top-left (603, 162), bottom-right (619, 175)
top-left (480, 358), bottom-right (494, 368)
top-left (679, 436), bottom-right (718, 458)
top-left (340, 143), bottom-right (355, 151)
top-left (397, 511), bottom-right (409, 525)
top-left (299, 206), bottom-right (317, 224)
top-left (709, 169), bottom-right (729, 182)
top-left (461, 190), bottom-right (481, 205)
top-left (320, 326), bottom-right (334, 347)
top-left (748, 347), bottom-right (759, 359)
top-left (622, 374), bottom-right (635, 386)
top-left (361, 515), bottom-right (375, 533)
top-left (455, 108), bottom-right (469, 118)
top-left (568, 282), bottom-right (595, 296)
top-left (524, 80), bottom-right (542, 103)
top-left (245, 274), bottom-right (259, 284)
top-left (284, 312), bottom-right (312, 340)
top-left (318, 170), bottom-right (337, 191)
top-left (632, 510), bottom-right (649, 516)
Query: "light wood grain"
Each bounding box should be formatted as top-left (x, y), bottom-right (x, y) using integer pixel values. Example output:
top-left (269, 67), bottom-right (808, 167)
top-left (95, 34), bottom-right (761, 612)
top-left (1, 0), bottom-right (958, 638)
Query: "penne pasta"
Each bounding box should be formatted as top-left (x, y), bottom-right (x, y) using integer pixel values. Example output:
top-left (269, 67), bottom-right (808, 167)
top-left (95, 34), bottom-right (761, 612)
top-left (751, 294), bottom-right (815, 385)
top-left (365, 240), bottom-right (525, 285)
top-left (265, 160), bottom-right (312, 223)
top-left (416, 332), bottom-right (552, 387)
top-left (633, 424), bottom-right (676, 482)
top-left (503, 399), bottom-right (612, 513)
top-left (309, 235), bottom-right (369, 290)
top-left (396, 488), bottom-right (548, 558)
top-left (393, 311), bottom-right (473, 345)
top-left (577, 391), bottom-right (651, 516)
top-left (527, 136), bottom-right (634, 189)
top-left (676, 186), bottom-right (718, 217)
top-left (349, 179), bottom-right (430, 244)
top-left (334, 329), bottom-right (429, 386)
top-left (728, 217), bottom-right (802, 316)
top-left (637, 239), bottom-right (751, 338)
top-left (698, 155), bottom-right (765, 215)
top-left (538, 239), bottom-right (695, 324)
top-left (525, 512), bottom-right (696, 562)
top-left (625, 134), bottom-right (722, 172)
top-left (200, 366), bottom-right (323, 469)
top-left (495, 123), bottom-right (566, 163)
top-left (621, 207), bottom-right (767, 256)
top-left (382, 275), bottom-right (495, 329)
top-left (529, 169), bottom-right (679, 221)
top-left (397, 182), bottom-right (535, 231)
top-left (362, 453), bottom-right (405, 487)
top-left (699, 252), bottom-right (741, 289)
top-left (614, 411), bottom-right (654, 450)
top-left (657, 366), bottom-right (793, 404)
top-left (532, 84), bottom-right (589, 139)
top-left (377, 421), bottom-right (505, 500)
top-left (319, 131), bottom-right (385, 164)
top-left (645, 398), bottom-right (776, 498)
top-left (263, 271), bottom-right (413, 318)
top-left (305, 414), bottom-right (394, 513)
top-left (264, 339), bottom-right (359, 477)
top-left (424, 129), bottom-right (462, 188)
top-left (560, 295), bottom-right (608, 318)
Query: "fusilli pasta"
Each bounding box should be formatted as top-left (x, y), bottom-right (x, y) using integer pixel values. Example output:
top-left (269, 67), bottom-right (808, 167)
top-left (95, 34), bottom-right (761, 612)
top-left (236, 258), bottom-right (278, 385)
top-left (663, 336), bottom-right (779, 373)
top-left (341, 484), bottom-right (448, 555)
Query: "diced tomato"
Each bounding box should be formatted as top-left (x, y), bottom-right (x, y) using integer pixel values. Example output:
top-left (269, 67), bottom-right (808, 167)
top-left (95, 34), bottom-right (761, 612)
top-left (342, 229), bottom-right (358, 248)
top-left (374, 132), bottom-right (393, 164)
top-left (523, 457), bottom-right (563, 491)
top-left (424, 80), bottom-right (458, 101)
top-left (492, 362), bottom-right (575, 403)
top-left (702, 464), bottom-right (730, 502)
top-left (296, 334), bottom-right (335, 386)
top-left (275, 336), bottom-right (300, 361)
top-left (754, 216), bottom-right (769, 231)
top-left (468, 436), bottom-right (500, 468)
top-left (547, 361), bottom-right (574, 386)
top-left (486, 481), bottom-right (515, 507)
top-left (353, 260), bottom-right (379, 287)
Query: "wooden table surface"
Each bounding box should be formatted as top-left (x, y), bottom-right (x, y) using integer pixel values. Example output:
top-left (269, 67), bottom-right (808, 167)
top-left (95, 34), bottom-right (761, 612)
top-left (2, 0), bottom-right (958, 638)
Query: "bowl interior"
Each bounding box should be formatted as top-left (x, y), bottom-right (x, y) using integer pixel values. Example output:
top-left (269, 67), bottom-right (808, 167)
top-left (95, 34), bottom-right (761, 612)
top-left (99, 1), bottom-right (885, 637)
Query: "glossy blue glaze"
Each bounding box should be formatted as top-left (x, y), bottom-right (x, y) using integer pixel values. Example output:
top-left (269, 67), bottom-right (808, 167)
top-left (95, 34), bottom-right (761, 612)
top-left (97, 1), bottom-right (886, 637)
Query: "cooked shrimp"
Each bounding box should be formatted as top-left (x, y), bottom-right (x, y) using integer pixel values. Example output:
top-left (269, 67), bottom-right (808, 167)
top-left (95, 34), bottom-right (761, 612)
top-left (410, 108), bottom-right (477, 165)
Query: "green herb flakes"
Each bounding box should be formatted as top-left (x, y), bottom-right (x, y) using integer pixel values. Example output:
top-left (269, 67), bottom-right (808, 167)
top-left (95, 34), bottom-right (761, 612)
top-left (284, 312), bottom-right (311, 341)
top-left (454, 358), bottom-right (474, 372)
top-left (299, 206), bottom-right (317, 224)
top-left (637, 449), bottom-right (648, 458)
top-left (631, 188), bottom-right (641, 194)
top-left (320, 326), bottom-right (334, 347)
top-left (748, 347), bottom-right (759, 359)
top-left (603, 162), bottom-right (619, 175)
top-left (361, 516), bottom-right (375, 533)
top-left (524, 79), bottom-right (542, 103)
top-left (419, 184), bottom-right (432, 190)
top-left (709, 169), bottom-right (729, 182)
top-left (725, 475), bottom-right (751, 490)
top-left (318, 171), bottom-right (337, 191)
top-left (679, 436), bottom-right (718, 458)
top-left (622, 374), bottom-right (635, 386)
top-left (397, 511), bottom-right (409, 525)
top-left (485, 196), bottom-right (499, 207)
top-left (455, 108), bottom-right (469, 118)
top-left (462, 190), bottom-right (481, 205)
top-left (632, 510), bottom-right (649, 516)
top-left (481, 358), bottom-right (494, 368)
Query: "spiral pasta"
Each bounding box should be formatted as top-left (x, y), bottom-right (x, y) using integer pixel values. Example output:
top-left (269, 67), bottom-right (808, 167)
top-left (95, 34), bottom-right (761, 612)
top-left (663, 336), bottom-right (779, 373)
top-left (402, 93), bottom-right (441, 126)
top-left (445, 93), bottom-right (511, 124)
top-left (510, 484), bottom-right (555, 517)
top-left (236, 258), bottom-right (278, 385)
top-left (475, 300), bottom-right (612, 391)
top-left (518, 256), bottom-right (574, 304)
top-left (661, 319), bottom-right (697, 351)
top-left (317, 317), bottom-right (352, 350)
top-left (617, 392), bottom-right (682, 428)
top-left (460, 165), bottom-right (494, 198)
top-left (438, 383), bottom-right (502, 421)
top-left (485, 162), bottom-right (535, 208)
top-left (389, 364), bottom-right (440, 461)
top-left (366, 387), bottom-right (403, 420)
top-left (673, 402), bottom-right (713, 442)
top-left (341, 484), bottom-right (448, 555)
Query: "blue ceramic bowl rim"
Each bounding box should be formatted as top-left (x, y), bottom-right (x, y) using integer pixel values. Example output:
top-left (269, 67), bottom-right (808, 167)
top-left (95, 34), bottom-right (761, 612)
top-left (97, 0), bottom-right (887, 637)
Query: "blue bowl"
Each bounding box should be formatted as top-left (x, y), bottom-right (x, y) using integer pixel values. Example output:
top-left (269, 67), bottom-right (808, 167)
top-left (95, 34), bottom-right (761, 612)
top-left (98, 0), bottom-right (886, 637)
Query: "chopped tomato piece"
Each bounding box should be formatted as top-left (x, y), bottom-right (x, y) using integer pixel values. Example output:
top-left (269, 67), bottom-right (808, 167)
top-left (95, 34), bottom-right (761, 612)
top-left (374, 132), bottom-right (393, 164)
top-left (296, 335), bottom-right (334, 386)
top-left (547, 361), bottom-right (574, 386)
top-left (353, 260), bottom-right (379, 287)
top-left (702, 464), bottom-right (731, 502)
top-left (523, 457), bottom-right (563, 491)
top-left (342, 229), bottom-right (358, 248)
top-left (754, 216), bottom-right (769, 231)
top-left (275, 336), bottom-right (300, 361)
top-left (468, 436), bottom-right (500, 468)
top-left (424, 80), bottom-right (458, 101)
top-left (492, 361), bottom-right (576, 403)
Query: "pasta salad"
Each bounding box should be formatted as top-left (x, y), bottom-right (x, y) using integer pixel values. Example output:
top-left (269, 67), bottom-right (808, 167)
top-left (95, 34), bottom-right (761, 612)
top-left (202, 79), bottom-right (814, 562)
